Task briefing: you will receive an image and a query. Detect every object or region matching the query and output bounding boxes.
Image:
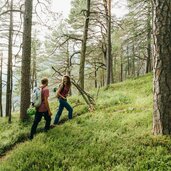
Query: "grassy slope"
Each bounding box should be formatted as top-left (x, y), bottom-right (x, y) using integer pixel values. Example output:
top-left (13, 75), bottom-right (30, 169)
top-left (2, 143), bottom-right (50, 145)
top-left (1, 73), bottom-right (171, 171)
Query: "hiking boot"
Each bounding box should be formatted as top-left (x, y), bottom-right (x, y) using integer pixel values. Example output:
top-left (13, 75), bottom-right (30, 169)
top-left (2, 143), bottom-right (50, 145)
top-left (50, 124), bottom-right (56, 129)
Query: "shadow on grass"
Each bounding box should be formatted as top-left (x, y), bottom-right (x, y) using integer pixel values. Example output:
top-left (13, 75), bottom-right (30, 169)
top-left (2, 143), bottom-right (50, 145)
top-left (0, 109), bottom-right (88, 159)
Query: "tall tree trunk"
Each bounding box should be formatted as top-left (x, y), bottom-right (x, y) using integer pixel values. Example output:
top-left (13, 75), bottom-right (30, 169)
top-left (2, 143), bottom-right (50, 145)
top-left (113, 55), bottom-right (116, 83)
top-left (31, 40), bottom-right (37, 90)
top-left (0, 52), bottom-right (3, 117)
top-left (146, 3), bottom-right (152, 73)
top-left (132, 44), bottom-right (135, 76)
top-left (6, 0), bottom-right (13, 123)
top-left (104, 0), bottom-right (113, 85)
top-left (127, 45), bottom-right (130, 77)
top-left (100, 69), bottom-right (105, 87)
top-left (152, 0), bottom-right (171, 135)
top-left (20, 0), bottom-right (33, 121)
top-left (108, 0), bottom-right (113, 84)
top-left (79, 0), bottom-right (91, 90)
top-left (66, 40), bottom-right (72, 95)
top-left (137, 45), bottom-right (141, 76)
top-left (66, 40), bottom-right (71, 76)
top-left (120, 48), bottom-right (123, 82)
top-left (94, 64), bottom-right (97, 88)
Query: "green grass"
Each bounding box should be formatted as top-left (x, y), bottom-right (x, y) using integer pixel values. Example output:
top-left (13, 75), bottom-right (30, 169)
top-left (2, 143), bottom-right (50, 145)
top-left (0, 117), bottom-right (31, 156)
top-left (1, 73), bottom-right (171, 170)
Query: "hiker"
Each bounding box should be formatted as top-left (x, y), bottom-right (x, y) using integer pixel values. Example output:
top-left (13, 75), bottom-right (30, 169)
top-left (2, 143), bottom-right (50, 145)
top-left (52, 75), bottom-right (73, 126)
top-left (30, 77), bottom-right (52, 140)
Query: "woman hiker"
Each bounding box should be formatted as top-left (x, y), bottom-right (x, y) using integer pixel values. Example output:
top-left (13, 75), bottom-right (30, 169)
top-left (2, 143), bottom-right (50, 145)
top-left (52, 75), bottom-right (73, 127)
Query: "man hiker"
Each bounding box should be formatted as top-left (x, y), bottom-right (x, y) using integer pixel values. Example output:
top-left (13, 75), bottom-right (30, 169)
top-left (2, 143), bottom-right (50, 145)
top-left (29, 77), bottom-right (52, 140)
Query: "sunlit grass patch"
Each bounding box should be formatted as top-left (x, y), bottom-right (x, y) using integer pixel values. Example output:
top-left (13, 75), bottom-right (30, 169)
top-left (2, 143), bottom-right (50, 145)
top-left (3, 73), bottom-right (171, 170)
top-left (96, 92), bottom-right (132, 110)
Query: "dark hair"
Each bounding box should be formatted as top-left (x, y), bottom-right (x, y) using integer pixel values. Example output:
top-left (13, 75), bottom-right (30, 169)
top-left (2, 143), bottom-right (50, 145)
top-left (41, 77), bottom-right (48, 85)
top-left (63, 75), bottom-right (71, 87)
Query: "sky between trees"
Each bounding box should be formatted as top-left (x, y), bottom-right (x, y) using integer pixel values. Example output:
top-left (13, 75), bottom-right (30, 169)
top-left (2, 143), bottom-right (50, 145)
top-left (52, 0), bottom-right (128, 19)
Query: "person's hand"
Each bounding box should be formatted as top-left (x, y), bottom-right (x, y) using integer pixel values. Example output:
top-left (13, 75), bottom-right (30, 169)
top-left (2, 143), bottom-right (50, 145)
top-left (63, 97), bottom-right (67, 101)
top-left (49, 111), bottom-right (52, 116)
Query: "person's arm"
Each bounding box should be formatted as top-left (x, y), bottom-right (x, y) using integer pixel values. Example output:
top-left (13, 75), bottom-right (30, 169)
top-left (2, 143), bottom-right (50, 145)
top-left (56, 84), bottom-right (66, 100)
top-left (44, 96), bottom-right (52, 116)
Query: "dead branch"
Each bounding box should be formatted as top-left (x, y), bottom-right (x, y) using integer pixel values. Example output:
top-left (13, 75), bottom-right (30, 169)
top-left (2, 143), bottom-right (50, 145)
top-left (52, 66), bottom-right (95, 110)
top-left (0, 10), bottom-right (23, 16)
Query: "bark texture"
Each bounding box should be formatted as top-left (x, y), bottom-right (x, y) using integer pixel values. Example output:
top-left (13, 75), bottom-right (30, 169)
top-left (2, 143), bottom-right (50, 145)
top-left (103, 0), bottom-right (113, 85)
top-left (153, 0), bottom-right (171, 135)
top-left (20, 0), bottom-right (33, 120)
top-left (79, 0), bottom-right (91, 90)
top-left (6, 0), bottom-right (13, 123)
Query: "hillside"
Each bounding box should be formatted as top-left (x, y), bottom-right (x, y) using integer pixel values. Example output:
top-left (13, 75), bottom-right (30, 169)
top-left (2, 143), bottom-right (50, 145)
top-left (1, 73), bottom-right (171, 171)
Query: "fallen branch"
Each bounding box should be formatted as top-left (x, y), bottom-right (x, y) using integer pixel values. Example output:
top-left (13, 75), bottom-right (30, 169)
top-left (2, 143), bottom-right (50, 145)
top-left (52, 66), bottom-right (95, 111)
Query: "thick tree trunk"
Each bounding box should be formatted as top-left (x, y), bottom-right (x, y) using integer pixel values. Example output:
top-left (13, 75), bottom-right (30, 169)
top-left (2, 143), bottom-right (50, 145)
top-left (6, 0), bottom-right (13, 123)
top-left (152, 0), bottom-right (171, 135)
top-left (20, 0), bottom-right (33, 121)
top-left (103, 0), bottom-right (113, 85)
top-left (79, 0), bottom-right (91, 90)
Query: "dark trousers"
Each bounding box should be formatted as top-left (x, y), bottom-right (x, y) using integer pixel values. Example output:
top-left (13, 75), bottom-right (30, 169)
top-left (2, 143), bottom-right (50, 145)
top-left (54, 98), bottom-right (73, 125)
top-left (30, 111), bottom-right (51, 139)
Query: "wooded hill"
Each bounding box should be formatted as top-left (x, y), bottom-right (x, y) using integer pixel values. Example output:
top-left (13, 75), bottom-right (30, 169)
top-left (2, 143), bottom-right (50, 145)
top-left (1, 0), bottom-right (171, 135)
top-left (1, 73), bottom-right (171, 170)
